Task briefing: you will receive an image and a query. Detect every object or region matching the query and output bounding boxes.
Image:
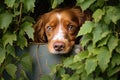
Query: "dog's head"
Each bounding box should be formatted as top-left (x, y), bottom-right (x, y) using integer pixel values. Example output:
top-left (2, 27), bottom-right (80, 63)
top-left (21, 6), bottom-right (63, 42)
top-left (34, 7), bottom-right (91, 54)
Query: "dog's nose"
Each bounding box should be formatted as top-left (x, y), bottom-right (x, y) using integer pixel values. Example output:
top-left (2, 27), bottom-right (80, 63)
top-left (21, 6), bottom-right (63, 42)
top-left (53, 42), bottom-right (65, 52)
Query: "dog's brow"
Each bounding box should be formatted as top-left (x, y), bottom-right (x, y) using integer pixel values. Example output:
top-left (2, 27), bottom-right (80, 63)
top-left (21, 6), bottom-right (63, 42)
top-left (52, 13), bottom-right (65, 41)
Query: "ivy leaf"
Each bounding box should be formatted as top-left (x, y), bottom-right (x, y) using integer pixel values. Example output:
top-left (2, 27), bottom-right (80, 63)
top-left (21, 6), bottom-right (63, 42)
top-left (92, 22), bottom-right (110, 46)
top-left (52, 0), bottom-right (64, 8)
top-left (111, 53), bottom-right (120, 68)
top-left (81, 33), bottom-right (92, 47)
top-left (6, 44), bottom-right (15, 57)
top-left (76, 0), bottom-right (84, 4)
top-left (69, 73), bottom-right (79, 80)
top-left (74, 51), bottom-right (89, 62)
top-left (22, 0), bottom-right (35, 12)
top-left (76, 0), bottom-right (95, 10)
top-left (20, 21), bottom-right (34, 40)
top-left (108, 67), bottom-right (120, 77)
top-left (17, 35), bottom-right (27, 49)
top-left (93, 9), bottom-right (105, 22)
top-left (0, 46), bottom-right (6, 65)
top-left (4, 0), bottom-right (15, 8)
top-left (21, 53), bottom-right (32, 72)
top-left (0, 12), bottom-right (13, 29)
top-left (104, 6), bottom-right (120, 24)
top-left (116, 40), bottom-right (120, 54)
top-left (97, 35), bottom-right (110, 47)
top-left (92, 23), bottom-right (102, 46)
top-left (5, 64), bottom-right (17, 78)
top-left (85, 57), bottom-right (97, 75)
top-left (96, 47), bottom-right (111, 72)
top-left (61, 74), bottom-right (70, 80)
top-left (2, 32), bottom-right (17, 47)
top-left (40, 75), bottom-right (52, 80)
top-left (77, 21), bottom-right (94, 36)
top-left (63, 56), bottom-right (74, 67)
top-left (107, 35), bottom-right (118, 53)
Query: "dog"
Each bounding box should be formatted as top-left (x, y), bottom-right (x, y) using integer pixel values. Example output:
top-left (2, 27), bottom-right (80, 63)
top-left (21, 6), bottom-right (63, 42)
top-left (34, 7), bottom-right (91, 54)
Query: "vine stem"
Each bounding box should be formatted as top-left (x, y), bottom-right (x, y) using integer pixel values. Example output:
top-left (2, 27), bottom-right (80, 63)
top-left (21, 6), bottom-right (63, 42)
top-left (18, 2), bottom-right (22, 26)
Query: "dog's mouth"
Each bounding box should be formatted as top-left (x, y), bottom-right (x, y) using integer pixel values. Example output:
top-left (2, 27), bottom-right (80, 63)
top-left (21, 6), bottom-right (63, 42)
top-left (47, 40), bottom-right (74, 54)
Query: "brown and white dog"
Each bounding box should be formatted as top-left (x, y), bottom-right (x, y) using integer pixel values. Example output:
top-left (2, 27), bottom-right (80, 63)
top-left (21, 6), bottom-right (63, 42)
top-left (34, 7), bottom-right (91, 54)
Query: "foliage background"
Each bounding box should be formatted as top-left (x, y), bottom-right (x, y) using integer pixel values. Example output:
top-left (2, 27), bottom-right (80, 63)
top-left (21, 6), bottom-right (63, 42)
top-left (0, 0), bottom-right (120, 80)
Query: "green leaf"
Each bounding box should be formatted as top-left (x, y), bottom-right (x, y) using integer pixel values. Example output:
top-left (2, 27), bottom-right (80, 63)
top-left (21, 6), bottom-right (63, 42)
top-left (69, 73), bottom-right (79, 80)
top-left (20, 21), bottom-right (34, 39)
top-left (0, 47), bottom-right (6, 65)
top-left (0, 12), bottom-right (13, 29)
top-left (96, 47), bottom-right (111, 72)
top-left (116, 40), bottom-right (120, 54)
top-left (76, 0), bottom-right (84, 4)
top-left (76, 0), bottom-right (95, 10)
top-left (111, 53), bottom-right (120, 68)
top-left (107, 35), bottom-right (118, 53)
top-left (77, 21), bottom-right (94, 36)
top-left (74, 51), bottom-right (89, 62)
top-left (85, 57), bottom-right (97, 75)
top-left (22, 0), bottom-right (35, 12)
top-left (81, 33), bottom-right (92, 47)
top-left (6, 44), bottom-right (15, 57)
top-left (97, 35), bottom-right (110, 47)
top-left (40, 75), bottom-right (52, 80)
top-left (5, 64), bottom-right (17, 78)
top-left (4, 0), bottom-right (15, 8)
top-left (95, 77), bottom-right (103, 80)
top-left (52, 0), bottom-right (64, 8)
top-left (2, 32), bottom-right (17, 47)
top-left (92, 23), bottom-right (102, 46)
top-left (108, 67), bottom-right (120, 77)
top-left (63, 56), bottom-right (74, 67)
top-left (93, 9), bottom-right (105, 22)
top-left (61, 74), bottom-right (70, 80)
top-left (104, 6), bottom-right (120, 24)
top-left (17, 35), bottom-right (27, 49)
top-left (92, 22), bottom-right (109, 46)
top-left (21, 53), bottom-right (32, 72)
top-left (81, 72), bottom-right (94, 80)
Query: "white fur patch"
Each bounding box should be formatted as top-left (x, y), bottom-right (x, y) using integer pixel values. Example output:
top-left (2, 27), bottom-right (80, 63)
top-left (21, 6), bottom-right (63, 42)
top-left (52, 14), bottom-right (65, 41)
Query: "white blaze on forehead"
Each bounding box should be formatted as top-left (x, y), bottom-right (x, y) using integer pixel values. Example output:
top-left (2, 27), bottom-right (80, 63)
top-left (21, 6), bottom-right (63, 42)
top-left (52, 13), bottom-right (65, 40)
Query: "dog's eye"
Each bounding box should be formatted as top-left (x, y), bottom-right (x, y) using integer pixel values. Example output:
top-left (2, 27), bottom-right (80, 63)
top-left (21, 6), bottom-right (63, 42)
top-left (68, 25), bottom-right (75, 31)
top-left (47, 26), bottom-right (52, 31)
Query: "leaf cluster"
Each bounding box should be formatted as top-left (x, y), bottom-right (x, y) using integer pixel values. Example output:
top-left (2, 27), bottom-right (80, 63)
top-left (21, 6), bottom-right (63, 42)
top-left (0, 0), bottom-right (34, 79)
top-left (50, 0), bottom-right (120, 80)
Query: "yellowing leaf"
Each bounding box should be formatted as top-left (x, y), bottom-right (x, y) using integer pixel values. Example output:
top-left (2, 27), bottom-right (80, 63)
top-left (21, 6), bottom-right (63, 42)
top-left (0, 13), bottom-right (12, 29)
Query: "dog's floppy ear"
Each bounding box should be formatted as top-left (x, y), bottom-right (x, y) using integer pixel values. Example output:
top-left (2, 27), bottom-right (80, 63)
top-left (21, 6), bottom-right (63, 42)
top-left (34, 15), bottom-right (47, 43)
top-left (71, 7), bottom-right (92, 26)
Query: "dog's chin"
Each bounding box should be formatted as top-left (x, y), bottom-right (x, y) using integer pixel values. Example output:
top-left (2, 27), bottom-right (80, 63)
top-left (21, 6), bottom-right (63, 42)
top-left (49, 50), bottom-right (69, 54)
